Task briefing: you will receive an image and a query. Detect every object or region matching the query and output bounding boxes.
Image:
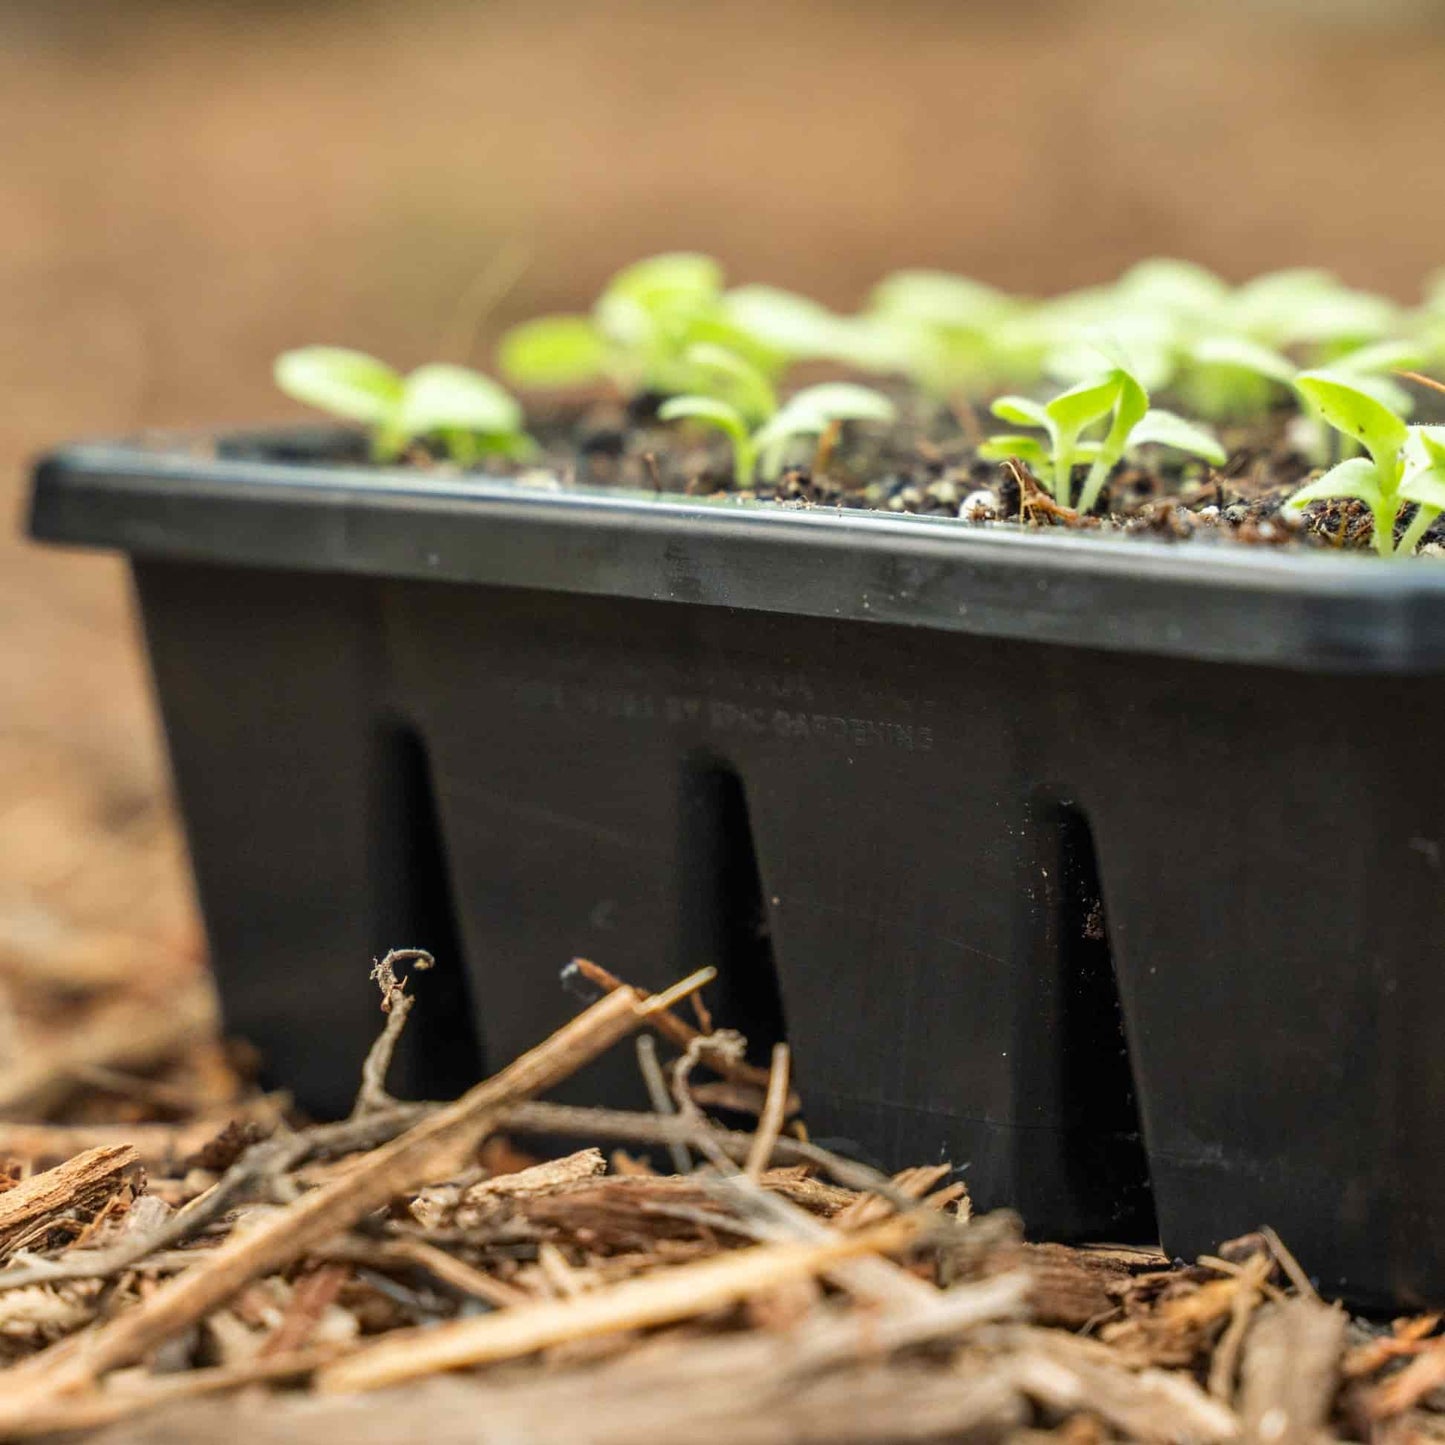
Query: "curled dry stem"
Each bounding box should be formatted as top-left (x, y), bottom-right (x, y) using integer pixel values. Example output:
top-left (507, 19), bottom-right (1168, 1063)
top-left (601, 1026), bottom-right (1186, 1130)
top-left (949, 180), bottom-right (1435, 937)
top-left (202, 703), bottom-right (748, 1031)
top-left (353, 948), bottom-right (434, 1118)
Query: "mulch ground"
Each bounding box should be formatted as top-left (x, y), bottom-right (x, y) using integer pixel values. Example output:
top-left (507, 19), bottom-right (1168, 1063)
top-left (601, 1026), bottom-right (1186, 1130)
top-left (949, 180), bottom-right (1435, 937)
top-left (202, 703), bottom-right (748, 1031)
top-left (0, 951), bottom-right (1433, 1444)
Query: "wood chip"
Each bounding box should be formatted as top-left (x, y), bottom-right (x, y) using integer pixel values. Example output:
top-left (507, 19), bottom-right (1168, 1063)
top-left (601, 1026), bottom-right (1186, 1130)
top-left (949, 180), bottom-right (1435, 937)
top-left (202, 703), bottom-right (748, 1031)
top-left (0, 1145), bottom-right (137, 1260)
top-left (1238, 1298), bottom-right (1346, 1445)
top-left (1366, 1334), bottom-right (1445, 1419)
top-left (1003, 1327), bottom-right (1240, 1443)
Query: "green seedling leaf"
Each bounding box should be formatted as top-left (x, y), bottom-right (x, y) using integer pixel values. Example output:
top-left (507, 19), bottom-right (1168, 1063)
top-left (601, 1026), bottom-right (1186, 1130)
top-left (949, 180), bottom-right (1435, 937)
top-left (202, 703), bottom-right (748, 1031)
top-left (869, 270), bottom-right (1013, 328)
top-left (436, 427), bottom-right (538, 468)
top-left (816, 316), bottom-right (919, 374)
top-left (1332, 338), bottom-right (1427, 376)
top-left (778, 383), bottom-right (898, 428)
top-left (480, 430), bottom-right (540, 462)
top-left (1228, 269), bottom-right (1398, 348)
top-left (1097, 369), bottom-right (1150, 455)
top-left (1046, 373), bottom-right (1123, 506)
top-left (1286, 457), bottom-right (1385, 510)
top-left (1045, 375), bottom-right (1124, 434)
top-left (1042, 310), bottom-right (1177, 392)
top-left (1394, 427), bottom-right (1445, 553)
top-left (1189, 335), bottom-right (1298, 387)
top-left (977, 436), bottom-right (1050, 471)
top-left (673, 312), bottom-right (785, 380)
top-left (855, 319), bottom-right (926, 370)
top-left (719, 289), bottom-right (905, 374)
top-left (658, 395), bottom-right (755, 487)
top-left (1075, 368), bottom-right (1148, 513)
top-left (722, 285), bottom-right (849, 357)
top-left (1128, 408), bottom-right (1228, 466)
top-left (987, 373), bottom-right (1134, 507)
top-left (1296, 292), bottom-right (1402, 347)
top-left (1296, 371), bottom-right (1409, 479)
top-left (1399, 468), bottom-right (1445, 513)
top-left (660, 372), bottom-right (893, 489)
top-left (1342, 372), bottom-right (1414, 418)
top-left (1308, 341), bottom-right (1420, 419)
top-left (1291, 376), bottom-right (1413, 553)
top-left (497, 315), bottom-right (609, 388)
top-left (867, 270), bottom-right (1020, 394)
top-left (991, 395), bottom-right (1049, 428)
top-left (683, 343), bottom-right (777, 425)
top-left (752, 383), bottom-right (895, 480)
top-left (401, 365), bottom-right (524, 437)
top-left (1070, 329), bottom-right (1155, 380)
top-left (1414, 426), bottom-right (1445, 467)
top-left (1232, 267), bottom-right (1335, 302)
top-left (274, 347), bottom-right (404, 426)
top-left (1114, 259), bottom-right (1230, 319)
top-left (605, 252), bottom-right (724, 311)
top-left (593, 290), bottom-right (654, 353)
top-left (587, 253), bottom-right (731, 394)
top-left (276, 348), bottom-right (527, 465)
top-left (1176, 335), bottom-right (1290, 425)
top-left (658, 394), bottom-right (749, 440)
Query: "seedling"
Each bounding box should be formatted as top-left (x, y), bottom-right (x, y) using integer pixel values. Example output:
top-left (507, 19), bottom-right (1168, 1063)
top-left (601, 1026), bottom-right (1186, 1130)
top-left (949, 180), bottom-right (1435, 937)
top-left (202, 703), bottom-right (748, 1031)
top-left (1176, 335), bottom-right (1298, 421)
top-left (866, 269), bottom-right (1036, 396)
top-left (980, 363), bottom-right (1225, 512)
top-left (720, 284), bottom-right (904, 373)
top-left (1179, 272), bottom-right (1406, 420)
top-left (277, 259), bottom-right (1445, 556)
top-left (1399, 429), bottom-right (1445, 549)
top-left (1038, 262), bottom-right (1228, 396)
top-left (679, 342), bottom-right (778, 427)
top-left (1223, 269), bottom-right (1401, 355)
top-left (498, 252), bottom-right (727, 395)
top-left (1321, 340), bottom-right (1425, 414)
top-left (1112, 259), bottom-right (1231, 322)
top-left (658, 347), bottom-right (895, 487)
top-left (498, 256), bottom-right (878, 399)
top-left (1043, 264), bottom-right (1410, 423)
top-left (1286, 372), bottom-right (1444, 556)
top-left (274, 347), bottom-right (530, 464)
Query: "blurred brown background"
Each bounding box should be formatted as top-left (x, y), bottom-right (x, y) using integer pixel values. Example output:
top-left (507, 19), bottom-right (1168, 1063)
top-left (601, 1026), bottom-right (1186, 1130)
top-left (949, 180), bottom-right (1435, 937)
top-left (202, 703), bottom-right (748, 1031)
top-left (3, 0), bottom-right (1445, 1037)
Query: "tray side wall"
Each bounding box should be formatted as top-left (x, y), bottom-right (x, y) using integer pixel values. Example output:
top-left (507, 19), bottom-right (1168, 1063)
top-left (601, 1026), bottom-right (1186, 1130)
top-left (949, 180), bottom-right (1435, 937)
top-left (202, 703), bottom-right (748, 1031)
top-left (132, 558), bottom-right (1445, 1304)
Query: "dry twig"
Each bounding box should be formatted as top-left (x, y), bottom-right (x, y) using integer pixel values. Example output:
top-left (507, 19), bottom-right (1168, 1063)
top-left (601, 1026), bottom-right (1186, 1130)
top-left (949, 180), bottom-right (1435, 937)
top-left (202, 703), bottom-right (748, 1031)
top-left (743, 1043), bottom-right (791, 1181)
top-left (351, 948), bottom-right (433, 1117)
top-left (0, 978), bottom-right (684, 1423)
top-left (570, 958), bottom-right (799, 1111)
top-left (318, 1214), bottom-right (927, 1394)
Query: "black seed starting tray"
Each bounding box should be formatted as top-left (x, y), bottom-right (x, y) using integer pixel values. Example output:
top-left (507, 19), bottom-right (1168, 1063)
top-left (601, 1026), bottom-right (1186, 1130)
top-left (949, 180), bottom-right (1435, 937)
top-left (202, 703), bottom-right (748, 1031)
top-left (29, 429), bottom-right (1445, 1306)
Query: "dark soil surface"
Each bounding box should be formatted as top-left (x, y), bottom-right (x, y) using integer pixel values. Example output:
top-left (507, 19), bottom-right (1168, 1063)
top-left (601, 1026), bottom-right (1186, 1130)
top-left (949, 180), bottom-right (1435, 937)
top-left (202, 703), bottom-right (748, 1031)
top-left (310, 393), bottom-right (1445, 555)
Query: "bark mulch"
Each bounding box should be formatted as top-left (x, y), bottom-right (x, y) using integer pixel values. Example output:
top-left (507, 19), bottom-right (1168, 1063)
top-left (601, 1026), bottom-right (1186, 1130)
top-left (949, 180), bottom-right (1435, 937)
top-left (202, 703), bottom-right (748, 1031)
top-left (0, 951), bottom-right (1430, 1445)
